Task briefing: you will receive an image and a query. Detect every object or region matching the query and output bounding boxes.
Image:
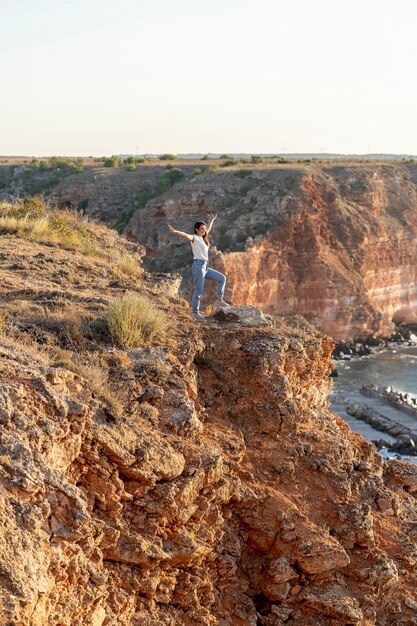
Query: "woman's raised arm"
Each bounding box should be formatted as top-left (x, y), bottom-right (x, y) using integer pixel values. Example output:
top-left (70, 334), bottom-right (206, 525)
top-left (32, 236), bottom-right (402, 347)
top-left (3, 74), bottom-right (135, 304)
top-left (168, 224), bottom-right (194, 242)
top-left (206, 212), bottom-right (217, 233)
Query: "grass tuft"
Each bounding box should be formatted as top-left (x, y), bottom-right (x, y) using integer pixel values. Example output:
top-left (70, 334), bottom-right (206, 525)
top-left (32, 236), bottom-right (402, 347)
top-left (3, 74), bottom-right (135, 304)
top-left (116, 253), bottom-right (143, 277)
top-left (105, 292), bottom-right (167, 348)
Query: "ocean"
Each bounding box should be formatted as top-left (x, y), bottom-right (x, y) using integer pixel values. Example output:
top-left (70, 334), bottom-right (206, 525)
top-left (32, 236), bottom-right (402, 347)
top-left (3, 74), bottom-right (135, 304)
top-left (330, 344), bottom-right (417, 462)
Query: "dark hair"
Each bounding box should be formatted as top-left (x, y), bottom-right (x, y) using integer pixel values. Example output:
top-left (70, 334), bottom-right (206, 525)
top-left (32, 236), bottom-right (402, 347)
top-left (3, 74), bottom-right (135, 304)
top-left (194, 221), bottom-right (209, 246)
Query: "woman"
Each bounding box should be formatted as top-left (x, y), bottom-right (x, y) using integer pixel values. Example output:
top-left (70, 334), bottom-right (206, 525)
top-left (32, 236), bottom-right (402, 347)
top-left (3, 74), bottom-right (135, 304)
top-left (168, 212), bottom-right (230, 320)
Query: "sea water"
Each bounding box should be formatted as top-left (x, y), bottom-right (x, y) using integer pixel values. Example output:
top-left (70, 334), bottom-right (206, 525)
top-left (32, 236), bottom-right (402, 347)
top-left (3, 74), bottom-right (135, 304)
top-left (330, 344), bottom-right (417, 462)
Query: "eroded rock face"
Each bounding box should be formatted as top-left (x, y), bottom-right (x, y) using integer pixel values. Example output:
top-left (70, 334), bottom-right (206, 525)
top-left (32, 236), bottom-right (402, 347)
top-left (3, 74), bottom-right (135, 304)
top-left (2, 311), bottom-right (417, 625)
top-left (125, 164), bottom-right (417, 340)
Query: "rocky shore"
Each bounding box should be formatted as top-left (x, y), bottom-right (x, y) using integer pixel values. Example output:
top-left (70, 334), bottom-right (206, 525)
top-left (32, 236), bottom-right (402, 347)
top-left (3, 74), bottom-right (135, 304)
top-left (333, 326), bottom-right (417, 360)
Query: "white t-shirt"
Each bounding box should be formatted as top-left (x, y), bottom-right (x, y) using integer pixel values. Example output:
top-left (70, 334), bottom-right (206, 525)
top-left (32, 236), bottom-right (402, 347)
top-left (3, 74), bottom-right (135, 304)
top-left (190, 235), bottom-right (209, 261)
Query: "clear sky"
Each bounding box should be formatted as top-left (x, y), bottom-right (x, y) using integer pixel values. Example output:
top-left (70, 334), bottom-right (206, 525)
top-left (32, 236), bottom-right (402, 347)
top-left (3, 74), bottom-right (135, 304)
top-left (1, 0), bottom-right (416, 156)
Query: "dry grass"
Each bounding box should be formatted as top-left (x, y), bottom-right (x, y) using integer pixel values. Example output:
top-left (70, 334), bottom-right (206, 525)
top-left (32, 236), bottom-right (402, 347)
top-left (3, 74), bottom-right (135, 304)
top-left (116, 253), bottom-right (143, 277)
top-left (50, 348), bottom-right (123, 415)
top-left (105, 292), bottom-right (167, 348)
top-left (0, 311), bottom-right (7, 331)
top-left (0, 196), bottom-right (116, 258)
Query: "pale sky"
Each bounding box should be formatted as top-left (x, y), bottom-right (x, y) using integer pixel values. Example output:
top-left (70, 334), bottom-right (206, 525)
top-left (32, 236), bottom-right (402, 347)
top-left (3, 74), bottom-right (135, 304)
top-left (1, 0), bottom-right (417, 156)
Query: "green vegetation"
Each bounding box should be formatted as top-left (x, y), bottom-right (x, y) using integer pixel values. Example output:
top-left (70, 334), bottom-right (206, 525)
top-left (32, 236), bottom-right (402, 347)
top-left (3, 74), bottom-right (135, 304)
top-left (159, 154), bottom-right (176, 161)
top-left (221, 160), bottom-right (238, 167)
top-left (250, 155), bottom-right (263, 163)
top-left (217, 231), bottom-right (231, 251)
top-left (156, 167), bottom-right (184, 193)
top-left (32, 157), bottom-right (84, 172)
top-left (0, 157), bottom-right (85, 196)
top-left (77, 198), bottom-right (89, 211)
top-left (104, 157), bottom-right (119, 168)
top-left (105, 292), bottom-right (167, 348)
top-left (115, 167), bottom-right (185, 232)
top-left (235, 169), bottom-right (252, 178)
top-left (126, 163), bottom-right (136, 171)
top-left (191, 168), bottom-right (203, 176)
top-left (240, 184), bottom-right (251, 196)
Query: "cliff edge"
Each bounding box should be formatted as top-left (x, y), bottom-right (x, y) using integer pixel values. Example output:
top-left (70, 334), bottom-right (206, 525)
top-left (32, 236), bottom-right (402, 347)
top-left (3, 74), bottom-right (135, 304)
top-left (1, 205), bottom-right (417, 625)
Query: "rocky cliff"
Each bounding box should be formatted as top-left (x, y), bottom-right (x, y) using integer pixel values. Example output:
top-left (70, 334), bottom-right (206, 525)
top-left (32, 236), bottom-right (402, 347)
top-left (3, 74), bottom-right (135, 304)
top-left (3, 160), bottom-right (417, 341)
top-left (123, 163), bottom-right (417, 341)
top-left (2, 211), bottom-right (417, 625)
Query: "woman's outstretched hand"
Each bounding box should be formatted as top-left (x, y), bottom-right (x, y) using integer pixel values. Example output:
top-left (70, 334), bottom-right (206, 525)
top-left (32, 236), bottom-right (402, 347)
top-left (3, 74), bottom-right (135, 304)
top-left (168, 224), bottom-right (176, 233)
top-left (207, 212), bottom-right (217, 222)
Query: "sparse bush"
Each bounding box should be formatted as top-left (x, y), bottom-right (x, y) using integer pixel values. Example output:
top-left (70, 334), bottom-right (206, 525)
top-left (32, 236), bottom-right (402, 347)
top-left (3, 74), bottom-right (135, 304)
top-left (221, 160), bottom-right (237, 167)
top-left (116, 254), bottom-right (143, 277)
top-left (194, 346), bottom-right (215, 367)
top-left (156, 167), bottom-right (184, 193)
top-left (217, 232), bottom-right (231, 251)
top-left (192, 168), bottom-right (203, 176)
top-left (159, 154), bottom-right (176, 161)
top-left (105, 292), bottom-right (167, 348)
top-left (50, 348), bottom-right (123, 415)
top-left (219, 154), bottom-right (230, 159)
top-left (126, 163), bottom-right (136, 171)
top-left (236, 169), bottom-right (252, 178)
top-left (77, 198), bottom-right (89, 211)
top-left (104, 157), bottom-right (119, 168)
top-left (251, 155), bottom-right (263, 163)
top-left (206, 164), bottom-right (219, 171)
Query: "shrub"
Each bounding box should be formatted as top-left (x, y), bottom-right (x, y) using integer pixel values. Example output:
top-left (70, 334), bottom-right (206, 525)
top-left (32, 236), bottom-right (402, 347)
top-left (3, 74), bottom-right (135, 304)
top-left (194, 346), bottom-right (215, 367)
top-left (192, 168), bottom-right (203, 176)
top-left (206, 164), bottom-right (219, 171)
top-left (104, 157), bottom-right (119, 168)
top-left (217, 232), bottom-right (231, 251)
top-left (250, 155), bottom-right (263, 163)
top-left (116, 253), bottom-right (143, 277)
top-left (127, 163), bottom-right (136, 171)
top-left (77, 198), bottom-right (89, 211)
top-left (221, 160), bottom-right (237, 167)
top-left (219, 154), bottom-right (230, 159)
top-left (156, 167), bottom-right (184, 193)
top-left (105, 292), bottom-right (167, 348)
top-left (159, 154), bottom-right (176, 161)
top-left (236, 169), bottom-right (252, 178)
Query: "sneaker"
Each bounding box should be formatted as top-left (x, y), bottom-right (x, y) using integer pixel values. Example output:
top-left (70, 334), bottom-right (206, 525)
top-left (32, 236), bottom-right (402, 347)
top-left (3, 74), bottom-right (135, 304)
top-left (214, 298), bottom-right (231, 309)
top-left (192, 312), bottom-right (206, 321)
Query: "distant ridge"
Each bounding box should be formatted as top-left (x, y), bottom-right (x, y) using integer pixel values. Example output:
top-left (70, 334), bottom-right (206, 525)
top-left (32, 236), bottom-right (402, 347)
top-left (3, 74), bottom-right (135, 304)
top-left (1, 153), bottom-right (416, 160)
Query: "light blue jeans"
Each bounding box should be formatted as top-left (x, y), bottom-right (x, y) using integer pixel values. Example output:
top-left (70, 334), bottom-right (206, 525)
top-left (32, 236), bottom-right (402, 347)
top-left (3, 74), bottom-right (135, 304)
top-left (192, 259), bottom-right (226, 313)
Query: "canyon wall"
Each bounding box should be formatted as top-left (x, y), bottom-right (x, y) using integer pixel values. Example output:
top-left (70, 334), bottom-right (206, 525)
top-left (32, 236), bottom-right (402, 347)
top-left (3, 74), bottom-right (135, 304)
top-left (123, 163), bottom-right (417, 341)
